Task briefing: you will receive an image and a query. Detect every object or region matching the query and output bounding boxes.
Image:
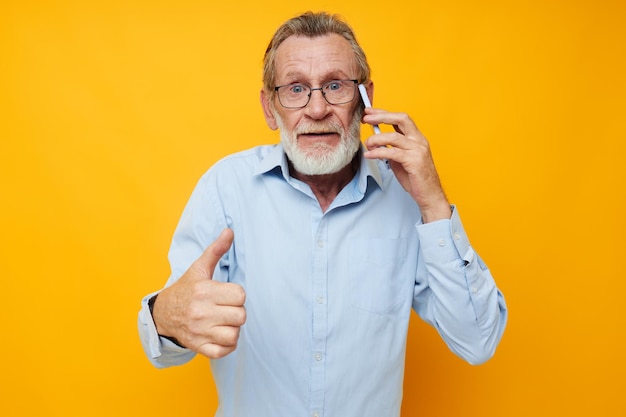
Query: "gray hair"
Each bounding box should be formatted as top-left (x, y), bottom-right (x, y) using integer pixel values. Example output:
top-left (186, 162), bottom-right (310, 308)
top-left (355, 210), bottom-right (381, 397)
top-left (262, 11), bottom-right (371, 93)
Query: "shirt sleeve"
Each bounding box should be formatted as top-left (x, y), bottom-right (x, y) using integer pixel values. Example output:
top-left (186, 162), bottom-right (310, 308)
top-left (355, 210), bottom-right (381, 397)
top-left (412, 205), bottom-right (508, 365)
top-left (137, 291), bottom-right (197, 368)
top-left (137, 168), bottom-right (230, 368)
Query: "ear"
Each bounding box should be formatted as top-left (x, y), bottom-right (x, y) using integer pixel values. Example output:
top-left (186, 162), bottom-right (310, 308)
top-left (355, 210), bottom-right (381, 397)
top-left (260, 89), bottom-right (279, 130)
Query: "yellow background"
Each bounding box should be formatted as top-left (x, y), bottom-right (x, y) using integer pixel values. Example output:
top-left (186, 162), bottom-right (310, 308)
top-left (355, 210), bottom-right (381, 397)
top-left (1, 0), bottom-right (624, 415)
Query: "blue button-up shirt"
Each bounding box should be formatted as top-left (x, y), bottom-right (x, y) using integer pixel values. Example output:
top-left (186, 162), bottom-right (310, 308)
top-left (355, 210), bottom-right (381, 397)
top-left (138, 144), bottom-right (507, 417)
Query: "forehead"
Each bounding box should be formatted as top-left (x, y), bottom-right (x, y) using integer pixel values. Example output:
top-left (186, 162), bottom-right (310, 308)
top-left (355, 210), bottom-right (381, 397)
top-left (274, 34), bottom-right (357, 83)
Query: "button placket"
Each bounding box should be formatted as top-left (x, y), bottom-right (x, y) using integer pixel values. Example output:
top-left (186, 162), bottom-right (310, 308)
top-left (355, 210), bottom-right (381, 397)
top-left (310, 216), bottom-right (328, 413)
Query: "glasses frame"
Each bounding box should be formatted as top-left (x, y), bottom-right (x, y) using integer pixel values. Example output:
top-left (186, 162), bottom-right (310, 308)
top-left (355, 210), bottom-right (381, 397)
top-left (274, 79), bottom-right (359, 109)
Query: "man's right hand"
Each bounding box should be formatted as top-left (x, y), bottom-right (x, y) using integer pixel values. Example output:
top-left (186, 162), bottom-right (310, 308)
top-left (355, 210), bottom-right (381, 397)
top-left (152, 228), bottom-right (246, 359)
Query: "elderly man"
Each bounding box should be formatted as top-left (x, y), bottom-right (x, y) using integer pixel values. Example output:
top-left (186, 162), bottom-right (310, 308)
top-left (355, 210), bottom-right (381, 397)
top-left (139, 11), bottom-right (507, 417)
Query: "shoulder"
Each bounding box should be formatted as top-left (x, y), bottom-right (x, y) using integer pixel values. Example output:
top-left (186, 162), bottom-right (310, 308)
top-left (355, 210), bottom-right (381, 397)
top-left (214, 145), bottom-right (277, 169)
top-left (197, 144), bottom-right (278, 181)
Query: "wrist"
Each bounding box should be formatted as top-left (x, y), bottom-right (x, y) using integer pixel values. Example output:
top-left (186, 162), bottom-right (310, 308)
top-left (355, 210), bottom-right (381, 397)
top-left (148, 293), bottom-right (186, 348)
top-left (421, 203), bottom-right (452, 224)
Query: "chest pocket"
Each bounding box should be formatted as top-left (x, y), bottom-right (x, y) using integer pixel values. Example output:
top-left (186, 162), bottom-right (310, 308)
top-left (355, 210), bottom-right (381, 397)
top-left (349, 238), bottom-right (409, 315)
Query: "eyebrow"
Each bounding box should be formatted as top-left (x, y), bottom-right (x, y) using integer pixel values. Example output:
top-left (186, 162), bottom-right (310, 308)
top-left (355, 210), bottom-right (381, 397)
top-left (280, 70), bottom-right (352, 85)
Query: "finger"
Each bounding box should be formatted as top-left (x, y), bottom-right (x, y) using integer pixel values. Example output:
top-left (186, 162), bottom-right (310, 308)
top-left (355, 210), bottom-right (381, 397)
top-left (196, 341), bottom-right (237, 359)
top-left (194, 326), bottom-right (241, 359)
top-left (209, 303), bottom-right (247, 326)
top-left (207, 325), bottom-right (242, 347)
top-left (362, 145), bottom-right (405, 171)
top-left (364, 131), bottom-right (400, 151)
top-left (206, 282), bottom-right (246, 306)
top-left (363, 108), bottom-right (420, 137)
top-left (191, 228), bottom-right (234, 279)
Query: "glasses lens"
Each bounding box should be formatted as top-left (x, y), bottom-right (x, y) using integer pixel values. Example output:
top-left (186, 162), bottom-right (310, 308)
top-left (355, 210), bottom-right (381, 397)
top-left (278, 84), bottom-right (310, 108)
top-left (324, 80), bottom-right (356, 105)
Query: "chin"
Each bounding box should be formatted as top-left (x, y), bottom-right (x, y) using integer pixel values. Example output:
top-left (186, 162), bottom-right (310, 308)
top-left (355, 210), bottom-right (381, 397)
top-left (286, 139), bottom-right (359, 175)
top-left (273, 106), bottom-right (362, 176)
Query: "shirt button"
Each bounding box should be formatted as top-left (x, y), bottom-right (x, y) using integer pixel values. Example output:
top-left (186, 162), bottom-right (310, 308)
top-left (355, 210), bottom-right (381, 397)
top-left (316, 296), bottom-right (325, 304)
top-left (317, 240), bottom-right (325, 248)
top-left (313, 411), bottom-right (320, 417)
top-left (314, 353), bottom-right (323, 361)
top-left (471, 286), bottom-right (478, 294)
top-left (438, 239), bottom-right (446, 247)
top-left (453, 232), bottom-right (461, 240)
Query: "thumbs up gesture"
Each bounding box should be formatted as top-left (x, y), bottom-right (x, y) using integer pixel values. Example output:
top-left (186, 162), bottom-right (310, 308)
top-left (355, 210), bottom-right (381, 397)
top-left (151, 228), bottom-right (246, 359)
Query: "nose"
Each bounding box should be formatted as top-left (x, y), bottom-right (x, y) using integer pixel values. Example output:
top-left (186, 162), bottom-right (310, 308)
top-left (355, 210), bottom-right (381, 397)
top-left (304, 88), bottom-right (332, 120)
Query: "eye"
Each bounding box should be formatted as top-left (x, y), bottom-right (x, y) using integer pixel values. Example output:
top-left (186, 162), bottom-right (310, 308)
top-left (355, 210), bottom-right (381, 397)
top-left (327, 81), bottom-right (342, 91)
top-left (288, 84), bottom-right (306, 94)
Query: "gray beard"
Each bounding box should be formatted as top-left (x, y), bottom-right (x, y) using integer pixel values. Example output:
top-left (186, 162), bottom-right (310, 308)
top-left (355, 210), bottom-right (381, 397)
top-left (274, 108), bottom-right (362, 176)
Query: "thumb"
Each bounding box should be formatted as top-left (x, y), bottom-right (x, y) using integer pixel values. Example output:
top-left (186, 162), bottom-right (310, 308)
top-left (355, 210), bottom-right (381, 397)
top-left (191, 228), bottom-right (234, 279)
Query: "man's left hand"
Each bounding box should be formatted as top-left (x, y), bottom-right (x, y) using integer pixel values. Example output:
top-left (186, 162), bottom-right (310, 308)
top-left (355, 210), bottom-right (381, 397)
top-left (362, 107), bottom-right (452, 223)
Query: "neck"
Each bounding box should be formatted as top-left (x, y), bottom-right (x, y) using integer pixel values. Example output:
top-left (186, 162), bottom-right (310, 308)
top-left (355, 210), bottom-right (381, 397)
top-left (289, 155), bottom-right (359, 212)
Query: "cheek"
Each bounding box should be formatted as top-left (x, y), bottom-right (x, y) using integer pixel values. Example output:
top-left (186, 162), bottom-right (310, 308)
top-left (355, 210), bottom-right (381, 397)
top-left (339, 108), bottom-right (360, 131)
top-left (280, 112), bottom-right (302, 132)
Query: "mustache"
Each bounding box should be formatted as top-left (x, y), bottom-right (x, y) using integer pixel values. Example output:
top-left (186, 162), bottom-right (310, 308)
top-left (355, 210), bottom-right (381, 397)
top-left (294, 121), bottom-right (343, 135)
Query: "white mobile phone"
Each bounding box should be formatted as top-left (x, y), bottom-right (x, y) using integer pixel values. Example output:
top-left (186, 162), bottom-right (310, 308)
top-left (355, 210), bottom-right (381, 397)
top-left (358, 84), bottom-right (381, 135)
top-left (358, 84), bottom-right (389, 167)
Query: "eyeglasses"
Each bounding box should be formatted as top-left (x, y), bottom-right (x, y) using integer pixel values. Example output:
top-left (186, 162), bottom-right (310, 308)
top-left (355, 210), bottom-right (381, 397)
top-left (274, 79), bottom-right (359, 109)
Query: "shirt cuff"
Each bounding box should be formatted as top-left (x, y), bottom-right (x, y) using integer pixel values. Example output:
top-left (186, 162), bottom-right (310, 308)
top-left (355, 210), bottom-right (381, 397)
top-left (415, 205), bottom-right (472, 263)
top-left (138, 292), bottom-right (193, 367)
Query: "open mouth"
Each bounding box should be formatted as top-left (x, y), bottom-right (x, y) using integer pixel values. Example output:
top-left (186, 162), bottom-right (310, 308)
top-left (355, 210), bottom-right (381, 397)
top-left (300, 131), bottom-right (338, 138)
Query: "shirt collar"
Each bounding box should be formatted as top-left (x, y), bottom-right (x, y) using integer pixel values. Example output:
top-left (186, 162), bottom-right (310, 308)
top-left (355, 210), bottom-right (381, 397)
top-left (255, 143), bottom-right (290, 179)
top-left (255, 144), bottom-right (385, 192)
